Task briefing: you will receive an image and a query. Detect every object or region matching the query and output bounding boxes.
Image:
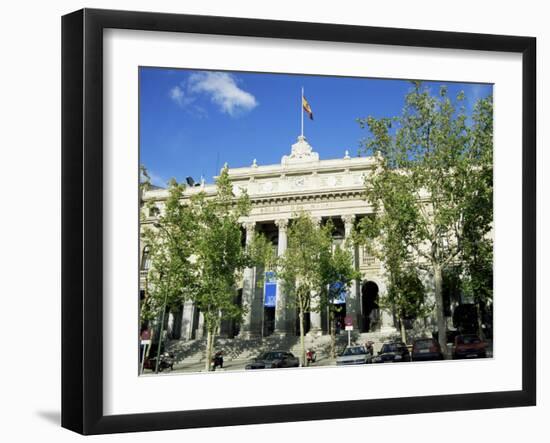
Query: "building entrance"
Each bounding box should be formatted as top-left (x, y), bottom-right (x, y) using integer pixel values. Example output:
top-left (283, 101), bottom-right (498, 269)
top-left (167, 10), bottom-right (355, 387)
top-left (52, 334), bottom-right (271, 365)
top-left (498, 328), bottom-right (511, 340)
top-left (361, 281), bottom-right (379, 332)
top-left (191, 305), bottom-right (200, 339)
top-left (263, 306), bottom-right (275, 336)
top-left (296, 312), bottom-right (311, 336)
top-left (333, 304), bottom-right (346, 335)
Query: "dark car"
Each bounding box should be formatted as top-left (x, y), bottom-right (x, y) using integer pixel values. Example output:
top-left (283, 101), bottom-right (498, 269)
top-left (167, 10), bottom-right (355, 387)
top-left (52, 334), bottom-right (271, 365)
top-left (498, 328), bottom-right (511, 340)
top-left (371, 341), bottom-right (410, 363)
top-left (412, 338), bottom-right (444, 361)
top-left (453, 334), bottom-right (487, 359)
top-left (245, 351), bottom-right (300, 369)
top-left (432, 329), bottom-right (461, 345)
top-left (143, 351), bottom-right (175, 372)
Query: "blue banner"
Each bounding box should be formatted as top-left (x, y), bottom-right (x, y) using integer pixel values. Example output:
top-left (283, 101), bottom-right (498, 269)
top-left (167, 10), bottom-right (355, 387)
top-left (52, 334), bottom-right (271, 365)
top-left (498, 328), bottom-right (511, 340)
top-left (330, 282), bottom-right (348, 305)
top-left (264, 271), bottom-right (277, 307)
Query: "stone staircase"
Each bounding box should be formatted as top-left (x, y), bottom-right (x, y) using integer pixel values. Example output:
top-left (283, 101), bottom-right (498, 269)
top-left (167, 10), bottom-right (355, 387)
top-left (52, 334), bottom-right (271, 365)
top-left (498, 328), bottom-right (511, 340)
top-left (167, 329), bottom-right (400, 366)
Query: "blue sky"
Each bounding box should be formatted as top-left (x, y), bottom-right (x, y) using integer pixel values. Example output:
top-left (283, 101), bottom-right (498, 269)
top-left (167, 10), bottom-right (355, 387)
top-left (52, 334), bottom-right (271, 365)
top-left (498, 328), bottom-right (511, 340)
top-left (139, 67), bottom-right (492, 187)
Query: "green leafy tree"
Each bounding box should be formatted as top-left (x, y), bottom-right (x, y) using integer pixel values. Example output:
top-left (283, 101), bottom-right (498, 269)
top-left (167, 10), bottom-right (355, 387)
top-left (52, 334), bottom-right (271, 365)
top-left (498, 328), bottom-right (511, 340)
top-left (384, 267), bottom-right (429, 343)
top-left (357, 83), bottom-right (493, 354)
top-left (276, 213), bottom-right (359, 364)
top-left (354, 170), bottom-right (428, 344)
top-left (277, 212), bottom-right (324, 366)
top-left (458, 97), bottom-right (494, 338)
top-left (354, 194), bottom-right (429, 344)
top-left (140, 179), bottom-right (195, 370)
top-left (139, 165), bottom-right (152, 197)
top-left (186, 166), bottom-right (252, 371)
top-left (247, 230), bottom-right (278, 288)
top-left (459, 230), bottom-right (493, 339)
top-left (140, 165), bottom-right (254, 372)
top-left (318, 223), bottom-right (360, 358)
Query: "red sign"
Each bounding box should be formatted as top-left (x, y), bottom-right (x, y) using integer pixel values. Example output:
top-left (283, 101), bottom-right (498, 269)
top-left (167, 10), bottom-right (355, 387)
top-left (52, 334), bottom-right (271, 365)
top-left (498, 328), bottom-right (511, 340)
top-left (344, 316), bottom-right (353, 327)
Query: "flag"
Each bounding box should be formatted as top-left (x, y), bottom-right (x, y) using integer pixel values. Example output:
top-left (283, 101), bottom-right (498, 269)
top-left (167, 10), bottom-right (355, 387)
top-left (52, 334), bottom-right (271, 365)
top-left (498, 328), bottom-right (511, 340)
top-left (302, 95), bottom-right (314, 120)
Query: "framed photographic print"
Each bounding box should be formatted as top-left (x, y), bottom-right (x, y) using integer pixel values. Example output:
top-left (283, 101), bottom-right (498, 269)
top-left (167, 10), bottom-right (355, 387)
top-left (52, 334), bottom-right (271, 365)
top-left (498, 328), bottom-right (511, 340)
top-left (61, 8), bottom-right (536, 435)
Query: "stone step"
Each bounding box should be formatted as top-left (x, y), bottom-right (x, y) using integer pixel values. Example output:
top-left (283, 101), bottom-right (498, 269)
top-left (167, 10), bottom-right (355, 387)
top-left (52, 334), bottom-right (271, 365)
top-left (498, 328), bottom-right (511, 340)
top-left (166, 330), bottom-right (400, 365)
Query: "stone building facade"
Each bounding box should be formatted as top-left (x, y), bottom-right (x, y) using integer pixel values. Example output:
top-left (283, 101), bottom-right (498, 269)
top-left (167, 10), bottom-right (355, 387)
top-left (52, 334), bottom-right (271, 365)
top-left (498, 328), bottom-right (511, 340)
top-left (140, 135), bottom-right (400, 341)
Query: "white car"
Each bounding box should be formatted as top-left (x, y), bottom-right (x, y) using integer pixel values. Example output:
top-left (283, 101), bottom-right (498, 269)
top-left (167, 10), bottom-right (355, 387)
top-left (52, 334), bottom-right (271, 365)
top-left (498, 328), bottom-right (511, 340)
top-left (336, 345), bottom-right (370, 366)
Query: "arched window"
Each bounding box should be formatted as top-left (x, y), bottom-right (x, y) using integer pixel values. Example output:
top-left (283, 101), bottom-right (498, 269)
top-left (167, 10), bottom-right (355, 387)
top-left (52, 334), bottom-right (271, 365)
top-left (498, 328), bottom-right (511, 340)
top-left (141, 246), bottom-right (151, 271)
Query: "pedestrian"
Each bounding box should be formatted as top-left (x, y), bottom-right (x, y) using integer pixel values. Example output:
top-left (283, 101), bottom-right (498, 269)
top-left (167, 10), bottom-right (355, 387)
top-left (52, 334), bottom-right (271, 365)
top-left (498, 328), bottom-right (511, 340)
top-left (365, 340), bottom-right (374, 355)
top-left (213, 350), bottom-right (224, 370)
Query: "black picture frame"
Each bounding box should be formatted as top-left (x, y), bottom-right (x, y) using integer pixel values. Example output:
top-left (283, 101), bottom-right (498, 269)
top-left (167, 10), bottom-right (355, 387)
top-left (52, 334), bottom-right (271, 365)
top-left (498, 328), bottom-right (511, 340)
top-left (62, 8), bottom-right (536, 435)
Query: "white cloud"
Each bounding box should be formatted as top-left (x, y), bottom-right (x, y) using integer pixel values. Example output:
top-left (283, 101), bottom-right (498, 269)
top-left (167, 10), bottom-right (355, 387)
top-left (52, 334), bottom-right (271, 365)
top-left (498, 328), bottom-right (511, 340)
top-left (169, 85), bottom-right (194, 107)
top-left (187, 72), bottom-right (258, 116)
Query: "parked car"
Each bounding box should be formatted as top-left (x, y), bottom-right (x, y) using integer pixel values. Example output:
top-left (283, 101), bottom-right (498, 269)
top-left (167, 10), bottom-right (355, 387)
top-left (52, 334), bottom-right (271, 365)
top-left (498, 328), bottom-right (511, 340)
top-left (453, 334), bottom-right (487, 359)
top-left (412, 338), bottom-right (444, 361)
top-left (336, 345), bottom-right (371, 366)
top-left (245, 351), bottom-right (300, 369)
top-left (432, 329), bottom-right (460, 345)
top-left (371, 341), bottom-right (410, 363)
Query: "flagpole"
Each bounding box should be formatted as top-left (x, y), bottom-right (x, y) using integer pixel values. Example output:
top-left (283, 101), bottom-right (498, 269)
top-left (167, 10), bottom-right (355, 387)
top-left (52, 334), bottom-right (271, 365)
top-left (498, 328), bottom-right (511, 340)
top-left (301, 86), bottom-right (304, 137)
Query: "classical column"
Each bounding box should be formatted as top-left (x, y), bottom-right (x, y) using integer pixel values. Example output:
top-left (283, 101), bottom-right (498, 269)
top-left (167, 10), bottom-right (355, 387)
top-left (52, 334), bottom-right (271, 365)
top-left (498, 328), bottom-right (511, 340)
top-left (308, 216), bottom-right (322, 335)
top-left (342, 214), bottom-right (360, 328)
top-left (308, 290), bottom-right (322, 336)
top-left (379, 309), bottom-right (396, 333)
top-left (167, 311), bottom-right (175, 338)
top-left (376, 274), bottom-right (397, 334)
top-left (180, 301), bottom-right (195, 340)
top-left (196, 312), bottom-right (205, 340)
top-left (239, 222), bottom-right (261, 339)
top-left (274, 218), bottom-right (290, 336)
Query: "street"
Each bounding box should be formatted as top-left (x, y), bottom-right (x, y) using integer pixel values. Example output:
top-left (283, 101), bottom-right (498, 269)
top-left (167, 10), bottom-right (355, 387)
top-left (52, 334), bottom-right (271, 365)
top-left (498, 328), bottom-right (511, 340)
top-left (142, 341), bottom-right (493, 374)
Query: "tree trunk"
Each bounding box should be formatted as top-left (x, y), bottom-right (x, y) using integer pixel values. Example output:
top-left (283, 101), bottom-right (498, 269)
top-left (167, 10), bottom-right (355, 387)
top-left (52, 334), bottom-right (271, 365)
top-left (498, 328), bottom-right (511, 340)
top-left (329, 310), bottom-right (336, 359)
top-left (433, 264), bottom-right (448, 357)
top-left (205, 327), bottom-right (214, 372)
top-left (298, 310), bottom-right (306, 367)
top-left (399, 317), bottom-right (407, 344)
